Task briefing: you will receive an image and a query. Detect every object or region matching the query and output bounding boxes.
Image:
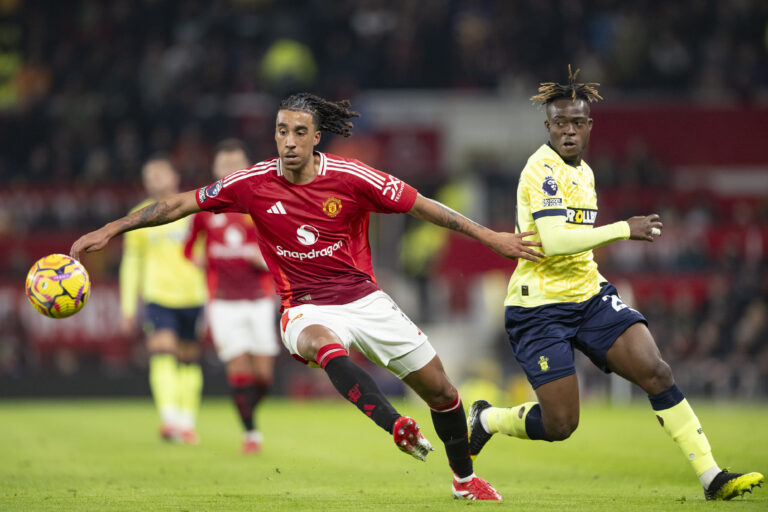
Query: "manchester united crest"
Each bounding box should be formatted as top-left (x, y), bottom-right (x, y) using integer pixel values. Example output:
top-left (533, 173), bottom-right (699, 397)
top-left (323, 197), bottom-right (342, 218)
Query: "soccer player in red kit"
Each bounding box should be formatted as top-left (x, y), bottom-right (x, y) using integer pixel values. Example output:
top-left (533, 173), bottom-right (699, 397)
top-left (71, 93), bottom-right (544, 501)
top-left (184, 139), bottom-right (278, 454)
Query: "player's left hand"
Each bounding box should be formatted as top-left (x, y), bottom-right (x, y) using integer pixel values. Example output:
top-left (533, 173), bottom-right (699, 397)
top-left (487, 230), bottom-right (545, 262)
top-left (627, 214), bottom-right (663, 242)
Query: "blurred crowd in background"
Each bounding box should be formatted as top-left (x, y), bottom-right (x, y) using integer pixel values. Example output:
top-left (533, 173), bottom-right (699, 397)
top-left (1, 0), bottom-right (766, 185)
top-left (1, 0), bottom-right (767, 399)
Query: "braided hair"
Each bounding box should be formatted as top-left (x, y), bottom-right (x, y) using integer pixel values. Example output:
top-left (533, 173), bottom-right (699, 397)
top-left (530, 65), bottom-right (603, 107)
top-left (278, 93), bottom-right (360, 138)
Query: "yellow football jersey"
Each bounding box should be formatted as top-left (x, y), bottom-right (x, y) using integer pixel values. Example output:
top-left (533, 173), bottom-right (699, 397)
top-left (505, 144), bottom-right (607, 307)
top-left (119, 199), bottom-right (207, 317)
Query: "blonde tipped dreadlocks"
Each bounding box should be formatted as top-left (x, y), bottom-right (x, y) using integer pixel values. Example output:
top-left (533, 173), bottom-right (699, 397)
top-left (530, 65), bottom-right (603, 106)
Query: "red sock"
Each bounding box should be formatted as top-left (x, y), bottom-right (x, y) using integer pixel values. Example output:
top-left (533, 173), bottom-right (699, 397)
top-left (229, 373), bottom-right (257, 432)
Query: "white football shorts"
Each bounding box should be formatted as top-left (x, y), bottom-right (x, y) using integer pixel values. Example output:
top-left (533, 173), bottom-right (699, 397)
top-left (280, 290), bottom-right (436, 379)
top-left (208, 297), bottom-right (280, 361)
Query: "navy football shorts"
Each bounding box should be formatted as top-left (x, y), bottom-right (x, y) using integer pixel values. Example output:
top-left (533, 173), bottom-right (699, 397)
top-left (505, 283), bottom-right (647, 389)
top-left (144, 303), bottom-right (202, 342)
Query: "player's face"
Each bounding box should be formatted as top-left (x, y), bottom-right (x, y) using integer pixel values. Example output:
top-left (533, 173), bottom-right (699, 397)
top-left (142, 160), bottom-right (179, 198)
top-left (213, 149), bottom-right (249, 180)
top-left (275, 109), bottom-right (321, 172)
top-left (545, 98), bottom-right (593, 164)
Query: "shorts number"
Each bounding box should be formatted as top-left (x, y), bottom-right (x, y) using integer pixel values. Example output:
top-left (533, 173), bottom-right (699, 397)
top-left (602, 294), bottom-right (629, 312)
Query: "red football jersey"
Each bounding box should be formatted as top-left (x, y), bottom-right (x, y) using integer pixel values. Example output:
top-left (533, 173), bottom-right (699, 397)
top-left (184, 211), bottom-right (273, 300)
top-left (195, 152), bottom-right (418, 308)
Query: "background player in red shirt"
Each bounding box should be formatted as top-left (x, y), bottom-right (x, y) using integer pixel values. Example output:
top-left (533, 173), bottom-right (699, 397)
top-left (71, 93), bottom-right (544, 501)
top-left (184, 139), bottom-right (278, 454)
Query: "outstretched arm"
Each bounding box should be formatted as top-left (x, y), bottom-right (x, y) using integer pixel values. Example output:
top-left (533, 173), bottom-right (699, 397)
top-left (536, 213), bottom-right (662, 257)
top-left (71, 190), bottom-right (201, 260)
top-left (407, 193), bottom-right (544, 262)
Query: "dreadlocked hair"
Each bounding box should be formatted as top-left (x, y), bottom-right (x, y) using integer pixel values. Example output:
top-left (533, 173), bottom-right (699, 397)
top-left (530, 65), bottom-right (603, 107)
top-left (279, 92), bottom-right (360, 138)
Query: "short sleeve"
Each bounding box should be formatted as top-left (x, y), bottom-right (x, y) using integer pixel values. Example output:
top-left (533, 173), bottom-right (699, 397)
top-left (183, 212), bottom-right (205, 260)
top-left (195, 178), bottom-right (246, 213)
top-left (521, 161), bottom-right (567, 220)
top-left (345, 159), bottom-right (418, 213)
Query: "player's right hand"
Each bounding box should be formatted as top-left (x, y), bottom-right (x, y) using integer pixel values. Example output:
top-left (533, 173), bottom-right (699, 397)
top-left (70, 227), bottom-right (112, 260)
top-left (627, 214), bottom-right (663, 242)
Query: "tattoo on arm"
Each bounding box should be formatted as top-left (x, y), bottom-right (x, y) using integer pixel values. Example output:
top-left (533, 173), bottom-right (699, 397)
top-left (436, 205), bottom-right (462, 231)
top-left (420, 198), bottom-right (484, 237)
top-left (137, 201), bottom-right (174, 226)
top-left (115, 200), bottom-right (176, 235)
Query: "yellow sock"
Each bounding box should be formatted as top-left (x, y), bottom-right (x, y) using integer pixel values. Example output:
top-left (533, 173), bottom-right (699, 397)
top-left (655, 398), bottom-right (716, 477)
top-left (177, 363), bottom-right (203, 429)
top-left (486, 402), bottom-right (538, 439)
top-left (149, 354), bottom-right (179, 423)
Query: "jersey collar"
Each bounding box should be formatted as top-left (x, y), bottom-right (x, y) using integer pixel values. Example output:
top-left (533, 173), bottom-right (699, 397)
top-left (277, 151), bottom-right (327, 177)
top-left (545, 141), bottom-right (583, 169)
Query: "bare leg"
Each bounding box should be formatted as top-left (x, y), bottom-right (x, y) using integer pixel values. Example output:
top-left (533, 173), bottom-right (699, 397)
top-left (532, 374), bottom-right (580, 441)
top-left (605, 322), bottom-right (674, 394)
top-left (401, 355), bottom-right (456, 405)
top-left (250, 354), bottom-right (275, 383)
top-left (403, 355), bottom-right (474, 478)
top-left (477, 373), bottom-right (579, 445)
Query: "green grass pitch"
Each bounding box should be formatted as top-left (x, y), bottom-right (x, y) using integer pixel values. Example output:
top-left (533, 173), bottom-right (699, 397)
top-left (1, 398), bottom-right (766, 511)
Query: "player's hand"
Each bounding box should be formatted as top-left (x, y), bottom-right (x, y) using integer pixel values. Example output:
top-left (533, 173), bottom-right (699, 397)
top-left (250, 250), bottom-right (268, 271)
top-left (627, 214), bottom-right (663, 242)
top-left (121, 316), bottom-right (136, 337)
top-left (191, 255), bottom-right (206, 268)
top-left (70, 227), bottom-right (112, 260)
top-left (251, 256), bottom-right (268, 271)
top-left (487, 230), bottom-right (545, 262)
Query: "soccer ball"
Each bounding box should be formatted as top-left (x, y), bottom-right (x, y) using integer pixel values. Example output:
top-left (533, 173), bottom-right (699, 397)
top-left (25, 254), bottom-right (91, 318)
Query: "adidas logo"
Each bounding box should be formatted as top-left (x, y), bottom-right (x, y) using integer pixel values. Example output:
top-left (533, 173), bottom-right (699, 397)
top-left (267, 201), bottom-right (286, 214)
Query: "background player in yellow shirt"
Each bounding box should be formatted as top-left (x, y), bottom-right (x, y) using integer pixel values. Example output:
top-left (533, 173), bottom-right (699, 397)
top-left (121, 154), bottom-right (207, 444)
top-left (467, 67), bottom-right (763, 501)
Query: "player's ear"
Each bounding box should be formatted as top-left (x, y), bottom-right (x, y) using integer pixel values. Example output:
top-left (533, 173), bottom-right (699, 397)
top-left (314, 130), bottom-right (321, 146)
top-left (587, 118), bottom-right (593, 131)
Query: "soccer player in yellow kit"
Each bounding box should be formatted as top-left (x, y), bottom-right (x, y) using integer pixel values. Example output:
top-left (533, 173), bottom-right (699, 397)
top-left (121, 155), bottom-right (207, 443)
top-left (467, 67), bottom-right (763, 501)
